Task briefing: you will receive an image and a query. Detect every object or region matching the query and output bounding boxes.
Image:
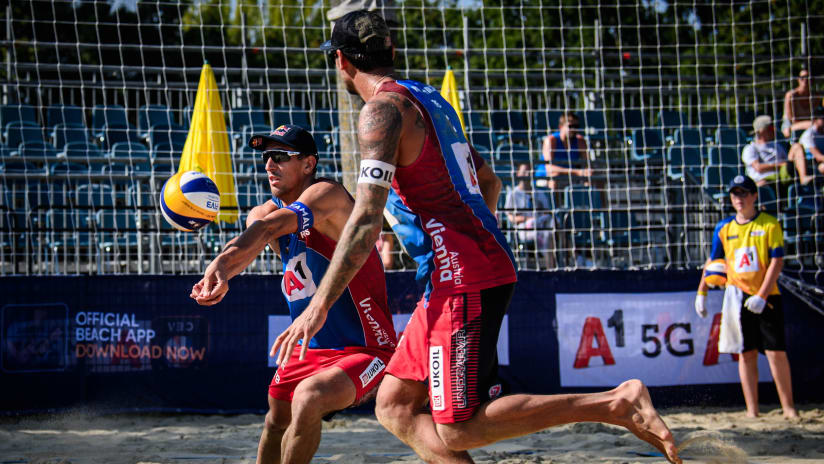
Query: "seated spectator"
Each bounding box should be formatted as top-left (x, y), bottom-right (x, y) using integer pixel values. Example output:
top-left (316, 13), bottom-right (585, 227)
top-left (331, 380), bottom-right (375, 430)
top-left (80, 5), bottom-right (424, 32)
top-left (788, 106), bottom-right (824, 180)
top-left (537, 112), bottom-right (592, 189)
top-left (782, 68), bottom-right (819, 139)
top-left (742, 115), bottom-right (812, 186)
top-left (505, 162), bottom-right (555, 267)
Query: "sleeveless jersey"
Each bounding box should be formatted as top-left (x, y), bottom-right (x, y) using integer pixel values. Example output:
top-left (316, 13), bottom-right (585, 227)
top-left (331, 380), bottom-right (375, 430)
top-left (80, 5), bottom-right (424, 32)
top-left (709, 212), bottom-right (784, 296)
top-left (377, 80), bottom-right (517, 299)
top-left (274, 194), bottom-right (397, 351)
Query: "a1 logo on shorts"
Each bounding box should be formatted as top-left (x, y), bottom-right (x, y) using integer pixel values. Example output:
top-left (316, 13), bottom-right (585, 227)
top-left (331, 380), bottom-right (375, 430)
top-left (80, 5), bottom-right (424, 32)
top-left (281, 252), bottom-right (317, 302)
top-left (734, 246), bottom-right (759, 273)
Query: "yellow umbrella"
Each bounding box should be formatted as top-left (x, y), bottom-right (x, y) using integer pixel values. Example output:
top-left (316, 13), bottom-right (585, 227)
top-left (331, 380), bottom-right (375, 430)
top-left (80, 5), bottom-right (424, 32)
top-left (440, 67), bottom-right (466, 134)
top-left (178, 62), bottom-right (238, 223)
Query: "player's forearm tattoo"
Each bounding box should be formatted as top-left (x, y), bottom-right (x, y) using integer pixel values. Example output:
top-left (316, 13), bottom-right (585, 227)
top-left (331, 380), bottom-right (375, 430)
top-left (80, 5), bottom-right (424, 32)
top-left (359, 100), bottom-right (402, 164)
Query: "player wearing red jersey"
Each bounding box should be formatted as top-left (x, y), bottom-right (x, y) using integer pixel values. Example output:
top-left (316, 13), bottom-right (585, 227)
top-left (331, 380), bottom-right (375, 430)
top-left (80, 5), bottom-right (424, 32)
top-left (272, 10), bottom-right (680, 464)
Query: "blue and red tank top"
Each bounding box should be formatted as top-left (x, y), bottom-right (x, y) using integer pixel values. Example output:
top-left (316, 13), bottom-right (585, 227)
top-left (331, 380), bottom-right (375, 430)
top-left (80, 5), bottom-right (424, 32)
top-left (274, 190), bottom-right (396, 351)
top-left (377, 80), bottom-right (517, 300)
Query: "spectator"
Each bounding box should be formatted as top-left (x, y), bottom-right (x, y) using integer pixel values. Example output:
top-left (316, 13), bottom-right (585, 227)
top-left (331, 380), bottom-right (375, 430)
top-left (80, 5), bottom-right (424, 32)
top-left (742, 115), bottom-right (813, 186)
top-left (695, 175), bottom-right (797, 419)
top-left (505, 162), bottom-right (555, 268)
top-left (538, 112), bottom-right (593, 189)
top-left (788, 105), bottom-right (824, 180)
top-left (782, 68), bottom-right (818, 139)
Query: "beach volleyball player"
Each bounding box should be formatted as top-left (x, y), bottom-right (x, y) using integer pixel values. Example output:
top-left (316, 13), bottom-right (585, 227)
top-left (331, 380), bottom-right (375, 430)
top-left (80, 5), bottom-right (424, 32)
top-left (190, 124), bottom-right (396, 464)
top-left (272, 10), bottom-right (681, 464)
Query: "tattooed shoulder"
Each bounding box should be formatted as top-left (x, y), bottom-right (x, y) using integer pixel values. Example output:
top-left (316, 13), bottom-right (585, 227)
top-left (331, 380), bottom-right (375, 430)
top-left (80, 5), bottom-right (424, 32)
top-left (359, 98), bottom-right (403, 163)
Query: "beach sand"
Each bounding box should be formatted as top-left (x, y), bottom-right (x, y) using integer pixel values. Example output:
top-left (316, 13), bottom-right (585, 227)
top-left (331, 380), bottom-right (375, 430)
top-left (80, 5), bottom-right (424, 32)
top-left (1, 404), bottom-right (822, 463)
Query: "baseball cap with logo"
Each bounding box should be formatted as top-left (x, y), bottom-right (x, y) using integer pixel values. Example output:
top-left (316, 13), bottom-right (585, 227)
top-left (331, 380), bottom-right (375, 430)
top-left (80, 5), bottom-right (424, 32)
top-left (320, 10), bottom-right (392, 56)
top-left (727, 174), bottom-right (758, 194)
top-left (751, 115), bottom-right (773, 134)
top-left (248, 124), bottom-right (318, 156)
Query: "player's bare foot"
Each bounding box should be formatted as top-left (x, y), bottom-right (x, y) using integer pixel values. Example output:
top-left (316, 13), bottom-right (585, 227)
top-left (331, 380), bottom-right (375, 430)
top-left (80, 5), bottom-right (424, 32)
top-left (784, 408), bottom-right (799, 419)
top-left (612, 379), bottom-right (681, 464)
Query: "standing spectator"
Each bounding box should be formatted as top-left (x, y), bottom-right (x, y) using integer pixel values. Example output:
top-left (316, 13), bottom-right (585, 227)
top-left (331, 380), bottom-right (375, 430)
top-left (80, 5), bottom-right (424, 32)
top-left (782, 68), bottom-right (818, 139)
top-left (788, 105), bottom-right (824, 179)
top-left (742, 115), bottom-right (813, 185)
top-left (505, 162), bottom-right (555, 268)
top-left (694, 175), bottom-right (798, 419)
top-left (537, 112), bottom-right (593, 189)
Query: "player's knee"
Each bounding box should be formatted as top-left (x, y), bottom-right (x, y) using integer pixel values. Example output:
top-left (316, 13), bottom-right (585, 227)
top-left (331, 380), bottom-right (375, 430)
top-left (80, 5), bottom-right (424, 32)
top-left (291, 383), bottom-right (327, 420)
top-left (435, 422), bottom-right (479, 451)
top-left (374, 394), bottom-right (404, 429)
top-left (263, 408), bottom-right (289, 434)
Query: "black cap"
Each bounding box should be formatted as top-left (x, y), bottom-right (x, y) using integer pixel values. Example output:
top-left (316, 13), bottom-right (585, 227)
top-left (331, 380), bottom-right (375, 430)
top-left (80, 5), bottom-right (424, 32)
top-left (728, 174), bottom-right (757, 194)
top-left (320, 10), bottom-right (392, 56)
top-left (248, 124), bottom-right (317, 156)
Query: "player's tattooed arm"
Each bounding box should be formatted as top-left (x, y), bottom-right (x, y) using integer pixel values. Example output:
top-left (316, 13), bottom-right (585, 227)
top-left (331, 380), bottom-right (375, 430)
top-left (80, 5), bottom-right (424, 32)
top-left (311, 98), bottom-right (401, 308)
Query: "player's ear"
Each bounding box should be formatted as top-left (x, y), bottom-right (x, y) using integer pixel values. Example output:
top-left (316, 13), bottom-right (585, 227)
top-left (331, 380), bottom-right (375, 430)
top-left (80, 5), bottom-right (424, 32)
top-left (305, 156), bottom-right (317, 174)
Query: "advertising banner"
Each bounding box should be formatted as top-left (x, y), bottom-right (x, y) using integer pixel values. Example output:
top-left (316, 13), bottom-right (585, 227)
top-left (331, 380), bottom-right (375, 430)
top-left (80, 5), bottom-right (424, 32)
top-left (556, 291), bottom-right (772, 387)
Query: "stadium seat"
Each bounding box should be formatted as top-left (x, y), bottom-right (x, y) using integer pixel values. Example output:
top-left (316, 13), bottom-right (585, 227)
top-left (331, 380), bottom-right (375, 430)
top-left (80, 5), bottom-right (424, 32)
top-left (702, 165), bottom-right (737, 200)
top-left (786, 184), bottom-right (822, 214)
top-left (707, 146), bottom-right (740, 168)
top-left (96, 124), bottom-right (140, 150)
top-left (52, 123), bottom-right (89, 149)
top-left (150, 142), bottom-right (179, 175)
top-left (673, 127), bottom-right (703, 150)
top-left (0, 104), bottom-right (39, 129)
top-left (564, 184), bottom-right (603, 209)
top-left (46, 105), bottom-right (86, 129)
top-left (230, 106), bottom-right (267, 134)
top-left (494, 144), bottom-right (532, 186)
top-left (715, 127), bottom-right (748, 149)
top-left (658, 110), bottom-right (687, 134)
top-left (613, 109), bottom-right (649, 142)
top-left (272, 106), bottom-right (311, 129)
top-left (604, 210), bottom-right (647, 247)
top-left (126, 184), bottom-right (155, 209)
top-left (92, 105), bottom-right (138, 148)
top-left (531, 109), bottom-right (565, 134)
top-left (580, 110), bottom-right (609, 146)
top-left (737, 110), bottom-right (756, 131)
top-left (76, 183), bottom-right (115, 209)
top-left (698, 109), bottom-right (728, 140)
top-left (757, 185), bottom-right (779, 215)
top-left (96, 209), bottom-right (142, 255)
top-left (148, 124), bottom-right (188, 148)
top-left (312, 108), bottom-right (338, 131)
top-left (5, 121), bottom-right (44, 150)
top-left (138, 104), bottom-right (178, 137)
top-left (491, 110), bottom-right (529, 145)
top-left (50, 161), bottom-right (89, 175)
top-left (630, 128), bottom-right (665, 162)
top-left (0, 160), bottom-right (38, 173)
top-left (61, 141), bottom-right (105, 159)
top-left (18, 142), bottom-right (59, 163)
top-left (667, 145), bottom-right (702, 182)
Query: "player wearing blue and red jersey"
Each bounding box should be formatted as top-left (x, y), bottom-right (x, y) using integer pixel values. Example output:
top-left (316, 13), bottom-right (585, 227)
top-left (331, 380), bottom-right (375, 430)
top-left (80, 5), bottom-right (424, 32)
top-left (191, 124), bottom-right (396, 464)
top-left (272, 10), bottom-right (681, 464)
top-left (694, 175), bottom-right (796, 419)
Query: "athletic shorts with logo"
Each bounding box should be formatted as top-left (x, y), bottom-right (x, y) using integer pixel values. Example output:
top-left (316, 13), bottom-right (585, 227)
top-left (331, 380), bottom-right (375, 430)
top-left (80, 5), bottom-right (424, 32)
top-left (269, 344), bottom-right (393, 406)
top-left (740, 293), bottom-right (786, 352)
top-left (386, 283), bottom-right (515, 424)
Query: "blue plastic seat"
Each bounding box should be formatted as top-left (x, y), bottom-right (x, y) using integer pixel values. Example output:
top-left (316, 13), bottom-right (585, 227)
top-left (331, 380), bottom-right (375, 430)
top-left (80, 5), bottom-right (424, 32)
top-left (50, 161), bottom-right (89, 175)
top-left (148, 124), bottom-right (188, 148)
top-left (62, 141), bottom-right (105, 159)
top-left (109, 142), bottom-right (151, 158)
top-left (715, 127), bottom-right (748, 149)
top-left (757, 185), bottom-right (779, 215)
top-left (737, 110), bottom-right (756, 132)
top-left (667, 145), bottom-right (702, 182)
top-left (698, 110), bottom-right (727, 140)
top-left (19, 141), bottom-right (59, 162)
top-left (673, 127), bottom-right (703, 150)
top-left (702, 165), bottom-right (738, 200)
top-left (312, 108), bottom-right (338, 131)
top-left (786, 184), bottom-right (822, 214)
top-left (46, 105), bottom-right (86, 129)
top-left (630, 128), bottom-right (665, 161)
top-left (5, 121), bottom-right (43, 149)
top-left (92, 105), bottom-right (130, 131)
top-left (581, 110), bottom-right (609, 144)
top-left (231, 106), bottom-right (267, 133)
top-left (658, 110), bottom-right (687, 134)
top-left (272, 106), bottom-right (310, 129)
top-left (614, 109), bottom-right (648, 139)
top-left (138, 104), bottom-right (178, 135)
top-left (491, 110), bottom-right (529, 144)
top-left (76, 183), bottom-right (115, 209)
top-left (707, 146), bottom-right (740, 168)
top-left (0, 104), bottom-right (38, 128)
top-left (52, 123), bottom-right (89, 149)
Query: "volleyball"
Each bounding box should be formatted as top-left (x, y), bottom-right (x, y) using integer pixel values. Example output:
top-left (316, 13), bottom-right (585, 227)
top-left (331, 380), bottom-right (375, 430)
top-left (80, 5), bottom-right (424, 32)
top-left (704, 259), bottom-right (727, 288)
top-left (159, 171), bottom-right (220, 232)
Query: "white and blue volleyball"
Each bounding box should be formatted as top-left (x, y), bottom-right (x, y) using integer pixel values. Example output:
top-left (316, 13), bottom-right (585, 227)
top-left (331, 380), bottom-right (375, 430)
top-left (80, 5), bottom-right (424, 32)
top-left (160, 171), bottom-right (220, 231)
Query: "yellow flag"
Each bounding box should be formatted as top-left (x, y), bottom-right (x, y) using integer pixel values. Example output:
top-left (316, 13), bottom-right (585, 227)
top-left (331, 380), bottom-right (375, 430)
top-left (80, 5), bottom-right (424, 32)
top-left (440, 68), bottom-right (465, 134)
top-left (178, 62), bottom-right (238, 223)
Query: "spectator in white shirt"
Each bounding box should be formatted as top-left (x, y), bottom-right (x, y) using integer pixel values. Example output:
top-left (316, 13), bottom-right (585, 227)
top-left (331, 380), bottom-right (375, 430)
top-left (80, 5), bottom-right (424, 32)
top-left (742, 115), bottom-right (813, 185)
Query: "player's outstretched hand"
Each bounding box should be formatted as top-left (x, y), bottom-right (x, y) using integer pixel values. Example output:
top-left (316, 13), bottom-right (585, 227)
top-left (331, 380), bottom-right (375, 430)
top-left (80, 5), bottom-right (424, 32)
top-left (272, 303), bottom-right (328, 365)
top-left (694, 293), bottom-right (708, 318)
top-left (191, 262), bottom-right (229, 306)
top-left (744, 294), bottom-right (766, 314)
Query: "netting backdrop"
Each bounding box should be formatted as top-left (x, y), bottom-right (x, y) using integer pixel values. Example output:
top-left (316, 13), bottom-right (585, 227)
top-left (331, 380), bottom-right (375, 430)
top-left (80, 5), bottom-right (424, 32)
top-left (1, 1), bottom-right (822, 291)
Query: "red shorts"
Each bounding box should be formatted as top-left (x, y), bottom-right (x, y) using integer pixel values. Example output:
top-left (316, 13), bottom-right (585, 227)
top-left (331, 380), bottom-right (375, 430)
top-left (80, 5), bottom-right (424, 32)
top-left (386, 283), bottom-right (515, 423)
top-left (269, 345), bottom-right (393, 406)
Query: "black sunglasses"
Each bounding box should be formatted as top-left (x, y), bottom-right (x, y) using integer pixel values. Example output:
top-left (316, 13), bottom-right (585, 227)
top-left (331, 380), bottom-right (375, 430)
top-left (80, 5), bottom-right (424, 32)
top-left (262, 149), bottom-right (304, 164)
top-left (567, 123), bottom-right (580, 129)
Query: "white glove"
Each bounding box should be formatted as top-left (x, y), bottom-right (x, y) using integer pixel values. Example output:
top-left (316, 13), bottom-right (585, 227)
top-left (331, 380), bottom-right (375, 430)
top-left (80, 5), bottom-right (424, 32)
top-left (744, 295), bottom-right (767, 314)
top-left (694, 293), bottom-right (708, 318)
